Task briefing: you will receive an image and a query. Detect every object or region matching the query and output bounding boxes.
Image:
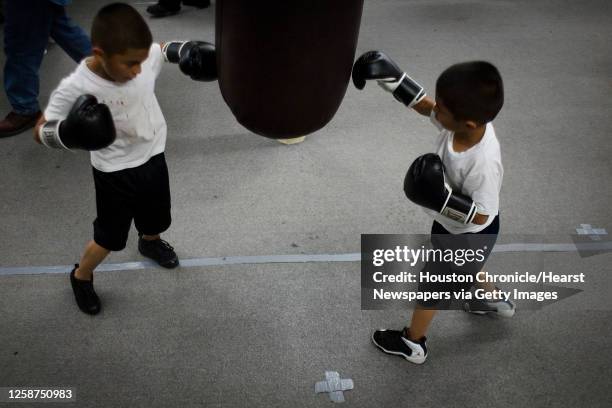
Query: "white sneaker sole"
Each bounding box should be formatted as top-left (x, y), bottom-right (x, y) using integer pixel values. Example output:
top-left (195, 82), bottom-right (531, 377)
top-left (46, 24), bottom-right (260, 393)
top-left (464, 300), bottom-right (516, 318)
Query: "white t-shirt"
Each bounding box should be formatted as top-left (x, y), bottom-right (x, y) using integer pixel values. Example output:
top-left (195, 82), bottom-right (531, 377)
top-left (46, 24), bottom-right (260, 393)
top-left (425, 109), bottom-right (503, 234)
top-left (44, 43), bottom-right (166, 172)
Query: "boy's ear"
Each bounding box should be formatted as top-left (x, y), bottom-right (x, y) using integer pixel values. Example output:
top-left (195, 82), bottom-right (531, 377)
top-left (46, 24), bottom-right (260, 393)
top-left (92, 46), bottom-right (106, 59)
top-left (464, 120), bottom-right (479, 129)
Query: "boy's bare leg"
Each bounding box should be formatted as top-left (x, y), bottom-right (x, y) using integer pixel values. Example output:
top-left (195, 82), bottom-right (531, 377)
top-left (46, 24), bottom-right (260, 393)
top-left (476, 280), bottom-right (497, 292)
top-left (75, 240), bottom-right (110, 280)
top-left (408, 307), bottom-right (437, 340)
top-left (141, 234), bottom-right (160, 241)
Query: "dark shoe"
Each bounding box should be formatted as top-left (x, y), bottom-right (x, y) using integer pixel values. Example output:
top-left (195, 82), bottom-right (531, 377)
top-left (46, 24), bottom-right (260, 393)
top-left (0, 111), bottom-right (41, 138)
top-left (372, 327), bottom-right (427, 364)
top-left (138, 236), bottom-right (179, 268)
top-left (183, 0), bottom-right (211, 8)
top-left (146, 3), bottom-right (180, 18)
top-left (70, 264), bottom-right (101, 315)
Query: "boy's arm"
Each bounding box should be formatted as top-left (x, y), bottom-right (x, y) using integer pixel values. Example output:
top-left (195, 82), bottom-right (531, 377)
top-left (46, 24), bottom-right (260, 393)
top-left (472, 213), bottom-right (489, 225)
top-left (37, 77), bottom-right (77, 144)
top-left (33, 115), bottom-right (47, 144)
top-left (412, 96), bottom-right (435, 117)
top-left (465, 160), bottom-right (502, 225)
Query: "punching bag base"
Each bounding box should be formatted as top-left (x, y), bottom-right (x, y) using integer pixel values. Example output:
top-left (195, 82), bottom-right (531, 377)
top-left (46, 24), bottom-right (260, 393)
top-left (276, 136), bottom-right (306, 145)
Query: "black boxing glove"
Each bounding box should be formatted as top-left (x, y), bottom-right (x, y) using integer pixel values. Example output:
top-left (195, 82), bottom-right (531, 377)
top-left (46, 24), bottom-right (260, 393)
top-left (162, 40), bottom-right (217, 81)
top-left (39, 94), bottom-right (116, 151)
top-left (352, 50), bottom-right (426, 107)
top-left (404, 153), bottom-right (478, 224)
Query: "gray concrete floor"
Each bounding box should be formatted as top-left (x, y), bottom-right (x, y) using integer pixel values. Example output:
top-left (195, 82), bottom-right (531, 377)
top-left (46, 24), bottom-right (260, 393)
top-left (1, 0), bottom-right (611, 407)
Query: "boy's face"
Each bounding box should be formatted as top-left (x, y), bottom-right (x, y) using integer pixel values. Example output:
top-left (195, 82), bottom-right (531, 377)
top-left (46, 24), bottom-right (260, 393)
top-left (433, 97), bottom-right (478, 132)
top-left (94, 47), bottom-right (150, 83)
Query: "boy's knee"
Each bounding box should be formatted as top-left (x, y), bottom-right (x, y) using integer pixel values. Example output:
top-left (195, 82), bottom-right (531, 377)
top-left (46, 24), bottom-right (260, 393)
top-left (93, 232), bottom-right (127, 252)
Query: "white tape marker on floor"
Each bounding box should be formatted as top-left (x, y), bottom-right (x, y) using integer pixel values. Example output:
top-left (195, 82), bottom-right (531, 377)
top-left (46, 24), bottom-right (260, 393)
top-left (0, 242), bottom-right (610, 277)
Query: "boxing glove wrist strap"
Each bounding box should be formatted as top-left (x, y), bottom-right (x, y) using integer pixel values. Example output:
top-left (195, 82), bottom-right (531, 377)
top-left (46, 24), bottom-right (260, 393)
top-left (162, 41), bottom-right (188, 63)
top-left (440, 186), bottom-right (478, 224)
top-left (393, 73), bottom-right (426, 107)
top-left (39, 121), bottom-right (70, 150)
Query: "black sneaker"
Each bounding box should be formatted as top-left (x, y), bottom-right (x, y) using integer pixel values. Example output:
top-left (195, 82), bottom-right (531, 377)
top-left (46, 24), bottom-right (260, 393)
top-left (372, 327), bottom-right (428, 364)
top-left (69, 264), bottom-right (101, 315)
top-left (183, 0), bottom-right (211, 8)
top-left (146, 3), bottom-right (180, 18)
top-left (138, 236), bottom-right (179, 268)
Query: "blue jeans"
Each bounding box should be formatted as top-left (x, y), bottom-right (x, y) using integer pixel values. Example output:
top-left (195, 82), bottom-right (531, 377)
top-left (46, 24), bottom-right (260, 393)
top-left (3, 0), bottom-right (91, 115)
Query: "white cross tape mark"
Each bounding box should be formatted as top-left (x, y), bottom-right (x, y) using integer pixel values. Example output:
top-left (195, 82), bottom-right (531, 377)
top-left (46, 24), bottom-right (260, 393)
top-left (315, 371), bottom-right (354, 403)
top-left (576, 224), bottom-right (608, 241)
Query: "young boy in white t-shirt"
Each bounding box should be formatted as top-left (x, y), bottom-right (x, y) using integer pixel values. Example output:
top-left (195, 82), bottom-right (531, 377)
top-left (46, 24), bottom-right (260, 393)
top-left (353, 55), bottom-right (514, 363)
top-left (33, 2), bottom-right (216, 315)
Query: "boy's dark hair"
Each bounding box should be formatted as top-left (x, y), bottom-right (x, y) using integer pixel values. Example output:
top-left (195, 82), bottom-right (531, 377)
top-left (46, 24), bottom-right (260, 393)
top-left (435, 61), bottom-right (504, 124)
top-left (91, 3), bottom-right (152, 56)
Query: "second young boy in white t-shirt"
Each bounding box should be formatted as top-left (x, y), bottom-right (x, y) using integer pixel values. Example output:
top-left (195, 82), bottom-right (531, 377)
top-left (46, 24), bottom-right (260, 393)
top-left (353, 53), bottom-right (513, 364)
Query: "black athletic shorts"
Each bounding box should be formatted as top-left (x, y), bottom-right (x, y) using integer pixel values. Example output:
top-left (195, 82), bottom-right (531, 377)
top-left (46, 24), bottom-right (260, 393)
top-left (92, 153), bottom-right (171, 251)
top-left (417, 215), bottom-right (500, 308)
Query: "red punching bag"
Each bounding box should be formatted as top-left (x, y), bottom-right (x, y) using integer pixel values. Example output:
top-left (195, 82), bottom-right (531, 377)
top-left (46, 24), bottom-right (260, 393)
top-left (216, 0), bottom-right (364, 139)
